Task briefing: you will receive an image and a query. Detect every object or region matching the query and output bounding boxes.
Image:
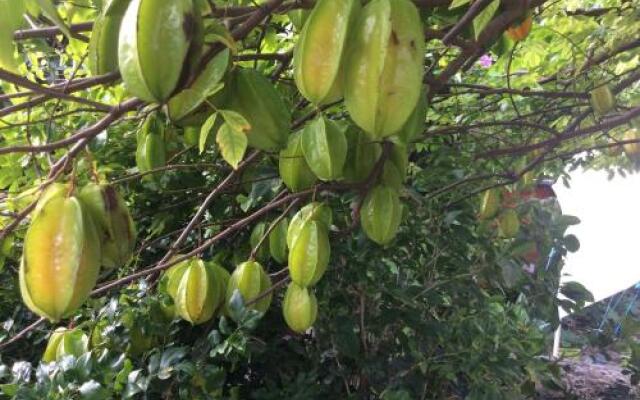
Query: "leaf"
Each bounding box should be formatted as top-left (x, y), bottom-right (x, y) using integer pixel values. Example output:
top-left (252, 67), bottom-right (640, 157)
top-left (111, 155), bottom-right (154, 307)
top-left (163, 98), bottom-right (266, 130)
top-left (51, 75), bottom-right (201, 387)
top-left (166, 49), bottom-right (229, 121)
top-left (563, 234), bottom-right (580, 253)
top-left (216, 123), bottom-right (247, 169)
top-left (561, 281), bottom-right (594, 305)
top-left (24, 0), bottom-right (40, 16)
top-left (219, 110), bottom-right (251, 134)
top-left (200, 112), bottom-right (218, 154)
top-left (206, 20), bottom-right (237, 53)
top-left (449, 0), bottom-right (471, 9)
top-left (473, 0), bottom-right (499, 39)
top-left (35, 0), bottom-right (72, 38)
top-left (0, 0), bottom-right (25, 72)
top-left (78, 380), bottom-right (110, 400)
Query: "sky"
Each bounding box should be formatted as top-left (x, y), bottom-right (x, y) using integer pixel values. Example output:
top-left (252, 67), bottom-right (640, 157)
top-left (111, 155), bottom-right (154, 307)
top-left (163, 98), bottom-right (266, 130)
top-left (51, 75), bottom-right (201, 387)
top-left (554, 169), bottom-right (640, 304)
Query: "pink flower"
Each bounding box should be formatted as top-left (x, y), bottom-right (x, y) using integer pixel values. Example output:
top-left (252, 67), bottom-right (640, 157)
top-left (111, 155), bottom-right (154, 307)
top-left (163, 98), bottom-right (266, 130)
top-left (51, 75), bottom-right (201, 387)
top-left (479, 54), bottom-right (493, 68)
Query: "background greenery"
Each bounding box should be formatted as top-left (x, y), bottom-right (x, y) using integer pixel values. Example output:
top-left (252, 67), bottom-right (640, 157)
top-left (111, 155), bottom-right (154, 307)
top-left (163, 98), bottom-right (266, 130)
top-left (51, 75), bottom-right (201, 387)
top-left (0, 0), bottom-right (639, 398)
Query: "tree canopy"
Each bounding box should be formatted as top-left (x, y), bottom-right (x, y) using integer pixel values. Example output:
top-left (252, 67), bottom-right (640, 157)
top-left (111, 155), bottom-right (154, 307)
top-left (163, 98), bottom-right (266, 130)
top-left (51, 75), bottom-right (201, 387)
top-left (0, 0), bottom-right (638, 398)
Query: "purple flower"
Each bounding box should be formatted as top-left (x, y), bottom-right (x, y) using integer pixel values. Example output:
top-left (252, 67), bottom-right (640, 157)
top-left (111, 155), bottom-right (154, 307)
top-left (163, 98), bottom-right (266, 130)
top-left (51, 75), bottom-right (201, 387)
top-left (479, 54), bottom-right (493, 68)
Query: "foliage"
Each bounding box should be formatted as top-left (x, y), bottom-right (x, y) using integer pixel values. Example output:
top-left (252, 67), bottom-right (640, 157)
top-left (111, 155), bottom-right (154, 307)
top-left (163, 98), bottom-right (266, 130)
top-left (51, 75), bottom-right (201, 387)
top-left (0, 0), bottom-right (639, 398)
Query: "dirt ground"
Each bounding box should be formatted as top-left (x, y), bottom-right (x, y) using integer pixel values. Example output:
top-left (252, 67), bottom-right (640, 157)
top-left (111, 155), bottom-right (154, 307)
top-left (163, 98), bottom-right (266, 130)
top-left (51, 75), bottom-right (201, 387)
top-left (539, 351), bottom-right (639, 399)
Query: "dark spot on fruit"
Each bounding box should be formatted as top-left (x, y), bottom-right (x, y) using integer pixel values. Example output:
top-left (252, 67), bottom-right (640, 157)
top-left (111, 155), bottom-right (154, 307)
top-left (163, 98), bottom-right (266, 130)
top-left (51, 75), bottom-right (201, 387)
top-left (391, 30), bottom-right (399, 45)
top-left (183, 13), bottom-right (195, 40)
top-left (410, 40), bottom-right (416, 49)
top-left (102, 187), bottom-right (118, 211)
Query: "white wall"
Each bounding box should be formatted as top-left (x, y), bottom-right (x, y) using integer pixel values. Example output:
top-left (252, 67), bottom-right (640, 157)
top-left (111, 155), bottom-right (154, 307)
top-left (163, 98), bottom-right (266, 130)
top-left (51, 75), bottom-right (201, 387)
top-left (554, 169), bottom-right (640, 303)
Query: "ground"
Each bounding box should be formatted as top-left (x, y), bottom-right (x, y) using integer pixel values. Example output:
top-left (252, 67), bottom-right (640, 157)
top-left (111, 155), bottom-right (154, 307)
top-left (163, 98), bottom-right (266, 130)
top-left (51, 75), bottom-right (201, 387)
top-left (539, 349), bottom-right (639, 399)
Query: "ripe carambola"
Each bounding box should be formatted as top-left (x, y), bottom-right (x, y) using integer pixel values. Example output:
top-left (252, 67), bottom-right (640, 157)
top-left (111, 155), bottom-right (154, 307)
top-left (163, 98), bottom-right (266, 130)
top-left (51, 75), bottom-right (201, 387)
top-left (279, 134), bottom-right (318, 192)
top-left (344, 0), bottom-right (426, 139)
top-left (88, 0), bottom-right (131, 76)
top-left (293, 0), bottom-right (360, 105)
top-left (226, 261), bottom-right (272, 314)
top-left (590, 84), bottom-right (616, 116)
top-left (288, 220), bottom-right (330, 287)
top-left (478, 189), bottom-right (500, 220)
top-left (42, 328), bottom-right (89, 363)
top-left (226, 68), bottom-right (291, 151)
top-left (287, 202), bottom-right (333, 249)
top-left (163, 257), bottom-right (222, 325)
top-left (282, 282), bottom-right (318, 333)
top-left (360, 185), bottom-right (402, 245)
top-left (118, 0), bottom-right (200, 102)
top-left (301, 116), bottom-right (348, 181)
top-left (20, 184), bottom-right (101, 322)
top-left (78, 183), bottom-right (136, 269)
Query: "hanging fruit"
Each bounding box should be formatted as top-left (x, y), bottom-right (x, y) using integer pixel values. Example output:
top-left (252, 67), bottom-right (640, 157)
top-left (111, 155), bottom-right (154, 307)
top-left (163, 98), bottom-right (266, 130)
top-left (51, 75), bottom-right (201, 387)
top-left (293, 0), bottom-right (360, 105)
top-left (88, 0), bottom-right (131, 76)
top-left (162, 257), bottom-right (222, 325)
top-left (590, 84), bottom-right (616, 116)
top-left (287, 202), bottom-right (333, 249)
top-left (498, 209), bottom-right (520, 238)
top-left (118, 0), bottom-right (202, 102)
top-left (207, 261), bottom-right (230, 317)
top-left (226, 261), bottom-right (272, 315)
top-left (279, 134), bottom-right (318, 192)
top-left (42, 328), bottom-right (89, 363)
top-left (395, 90), bottom-right (427, 146)
top-left (269, 218), bottom-right (288, 264)
top-left (225, 68), bottom-right (291, 151)
top-left (381, 144), bottom-right (409, 189)
top-left (360, 185), bottom-right (402, 245)
top-left (344, 0), bottom-right (425, 139)
top-left (78, 183), bottom-right (136, 269)
top-left (506, 14), bottom-right (533, 42)
top-left (20, 183), bottom-right (101, 322)
top-left (343, 126), bottom-right (381, 183)
top-left (249, 222), bottom-right (270, 262)
top-left (282, 282), bottom-right (318, 333)
top-left (136, 112), bottom-right (166, 173)
top-left (301, 117), bottom-right (348, 181)
top-left (478, 188), bottom-right (501, 220)
top-left (288, 220), bottom-right (330, 287)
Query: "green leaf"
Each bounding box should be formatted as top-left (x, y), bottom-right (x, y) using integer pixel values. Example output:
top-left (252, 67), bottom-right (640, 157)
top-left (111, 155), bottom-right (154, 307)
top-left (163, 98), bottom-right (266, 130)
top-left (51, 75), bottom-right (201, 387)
top-left (166, 49), bottom-right (229, 121)
top-left (0, 0), bottom-right (25, 72)
top-left (24, 0), bottom-right (40, 16)
top-left (219, 110), bottom-right (251, 134)
top-left (206, 21), bottom-right (237, 53)
top-left (35, 0), bottom-right (72, 38)
top-left (473, 0), bottom-right (499, 39)
top-left (200, 112), bottom-right (218, 154)
top-left (216, 123), bottom-right (247, 169)
top-left (449, 0), bottom-right (471, 9)
top-left (563, 234), bottom-right (580, 253)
